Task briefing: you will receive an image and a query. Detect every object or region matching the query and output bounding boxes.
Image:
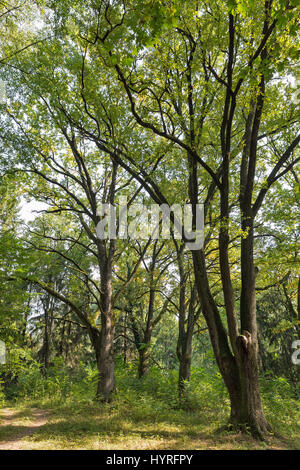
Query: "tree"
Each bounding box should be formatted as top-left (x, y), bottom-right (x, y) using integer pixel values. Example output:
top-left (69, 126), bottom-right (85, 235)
top-left (1, 113), bottom-right (150, 400)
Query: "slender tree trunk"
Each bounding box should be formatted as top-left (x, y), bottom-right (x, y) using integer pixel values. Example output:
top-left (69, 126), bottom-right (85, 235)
top-left (138, 280), bottom-right (155, 378)
top-left (136, 244), bottom-right (158, 378)
top-left (178, 348), bottom-right (192, 395)
top-left (44, 307), bottom-right (49, 370)
top-left (64, 321), bottom-right (71, 363)
top-left (176, 259), bottom-right (196, 397)
top-left (123, 311), bottom-right (128, 363)
top-left (59, 319), bottom-right (66, 358)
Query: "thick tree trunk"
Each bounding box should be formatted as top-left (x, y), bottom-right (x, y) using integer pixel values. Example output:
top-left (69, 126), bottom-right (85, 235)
top-left (97, 315), bottom-right (115, 401)
top-left (89, 316), bottom-right (115, 402)
top-left (230, 331), bottom-right (271, 437)
top-left (192, 248), bottom-right (270, 438)
top-left (97, 267), bottom-right (115, 401)
top-left (238, 199), bottom-right (270, 437)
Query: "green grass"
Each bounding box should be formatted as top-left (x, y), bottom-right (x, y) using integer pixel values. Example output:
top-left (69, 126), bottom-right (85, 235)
top-left (0, 361), bottom-right (299, 450)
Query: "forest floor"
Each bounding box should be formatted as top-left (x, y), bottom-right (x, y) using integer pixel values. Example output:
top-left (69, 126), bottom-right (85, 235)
top-left (0, 404), bottom-right (298, 450)
top-left (0, 407), bottom-right (50, 450)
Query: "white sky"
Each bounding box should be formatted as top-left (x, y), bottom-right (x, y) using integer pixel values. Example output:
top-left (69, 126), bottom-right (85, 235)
top-left (19, 198), bottom-right (48, 223)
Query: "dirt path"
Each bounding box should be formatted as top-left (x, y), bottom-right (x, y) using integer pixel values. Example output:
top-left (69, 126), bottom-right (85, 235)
top-left (0, 408), bottom-right (49, 450)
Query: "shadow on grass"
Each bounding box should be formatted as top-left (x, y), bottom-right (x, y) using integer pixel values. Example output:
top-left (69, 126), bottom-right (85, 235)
top-left (21, 408), bottom-right (292, 449)
top-left (0, 423), bottom-right (42, 445)
top-left (0, 408), bottom-right (34, 422)
top-left (0, 404), bottom-right (296, 450)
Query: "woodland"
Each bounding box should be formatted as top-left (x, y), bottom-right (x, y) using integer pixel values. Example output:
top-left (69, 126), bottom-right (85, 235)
top-left (0, 0), bottom-right (299, 451)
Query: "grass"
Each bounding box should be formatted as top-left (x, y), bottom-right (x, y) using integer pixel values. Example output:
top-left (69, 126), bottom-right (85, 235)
top-left (0, 361), bottom-right (299, 450)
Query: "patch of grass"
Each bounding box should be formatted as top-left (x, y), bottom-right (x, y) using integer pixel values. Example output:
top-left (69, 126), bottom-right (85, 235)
top-left (1, 362), bottom-right (299, 450)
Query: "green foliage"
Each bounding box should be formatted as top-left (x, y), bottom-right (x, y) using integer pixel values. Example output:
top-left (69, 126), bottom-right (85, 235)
top-left (5, 357), bottom-right (72, 401)
top-left (260, 374), bottom-right (300, 438)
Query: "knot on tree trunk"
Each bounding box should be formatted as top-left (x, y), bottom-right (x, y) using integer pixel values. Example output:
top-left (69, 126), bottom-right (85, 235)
top-left (236, 330), bottom-right (252, 354)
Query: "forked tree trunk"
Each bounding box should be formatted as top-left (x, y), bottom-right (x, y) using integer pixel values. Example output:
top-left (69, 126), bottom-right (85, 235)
top-left (192, 248), bottom-right (270, 439)
top-left (129, 306), bottom-right (152, 379)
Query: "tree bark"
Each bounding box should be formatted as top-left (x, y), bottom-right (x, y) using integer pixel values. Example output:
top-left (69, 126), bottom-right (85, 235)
top-left (97, 315), bottom-right (115, 401)
top-left (232, 330), bottom-right (271, 437)
top-left (94, 252), bottom-right (116, 401)
top-left (89, 317), bottom-right (115, 402)
top-left (138, 347), bottom-right (150, 378)
top-left (176, 250), bottom-right (197, 396)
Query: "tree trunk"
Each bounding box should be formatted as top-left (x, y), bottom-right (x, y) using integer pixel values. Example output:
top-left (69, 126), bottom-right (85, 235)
top-left (230, 331), bottom-right (271, 438)
top-left (138, 346), bottom-right (150, 378)
top-left (137, 247), bottom-right (157, 378)
top-left (176, 273), bottom-right (196, 397)
top-left (97, 315), bottom-right (115, 401)
top-left (89, 317), bottom-right (115, 402)
top-left (178, 351), bottom-right (192, 395)
top-left (44, 307), bottom-right (50, 370)
top-left (96, 265), bottom-right (116, 401)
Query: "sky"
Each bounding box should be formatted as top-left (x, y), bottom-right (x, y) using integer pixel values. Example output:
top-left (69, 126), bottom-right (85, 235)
top-left (19, 198), bottom-right (48, 223)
